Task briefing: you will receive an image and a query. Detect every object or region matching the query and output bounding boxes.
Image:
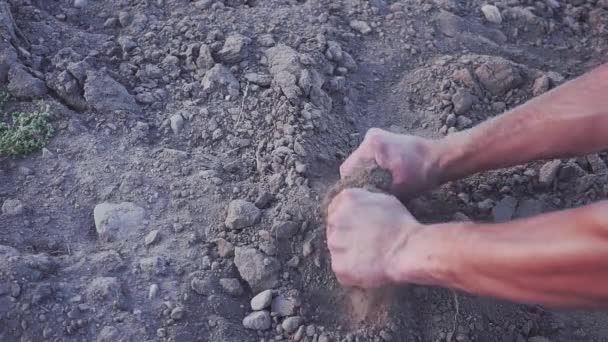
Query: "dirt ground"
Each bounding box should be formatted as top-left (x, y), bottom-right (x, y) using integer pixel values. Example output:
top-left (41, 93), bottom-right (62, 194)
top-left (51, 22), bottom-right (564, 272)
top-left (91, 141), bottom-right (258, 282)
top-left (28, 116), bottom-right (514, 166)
top-left (1, 0), bottom-right (608, 341)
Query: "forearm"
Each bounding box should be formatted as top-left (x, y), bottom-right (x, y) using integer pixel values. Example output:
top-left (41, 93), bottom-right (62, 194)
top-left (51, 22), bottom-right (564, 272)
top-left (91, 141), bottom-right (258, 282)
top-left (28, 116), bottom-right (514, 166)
top-left (395, 201), bottom-right (608, 307)
top-left (435, 64), bottom-right (608, 183)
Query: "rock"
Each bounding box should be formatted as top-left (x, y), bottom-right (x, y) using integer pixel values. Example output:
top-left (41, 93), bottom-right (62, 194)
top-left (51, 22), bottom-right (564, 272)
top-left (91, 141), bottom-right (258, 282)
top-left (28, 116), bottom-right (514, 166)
top-left (481, 4), bottom-right (502, 24)
top-left (170, 306), bottom-right (184, 320)
top-left (528, 337), bottom-right (552, 342)
top-left (234, 247), bottom-right (280, 293)
top-left (148, 284), bottom-right (159, 299)
top-left (456, 116), bottom-right (473, 130)
top-left (93, 202), bottom-right (145, 242)
top-left (271, 294), bottom-right (297, 316)
top-left (7, 66), bottom-right (47, 99)
top-left (255, 191), bottom-right (273, 208)
top-left (514, 199), bottom-right (544, 219)
top-left (84, 70), bottom-right (140, 113)
top-left (138, 256), bottom-right (168, 276)
top-left (74, 0), bottom-right (87, 8)
top-left (539, 160), bottom-right (561, 186)
top-left (475, 60), bottom-right (523, 96)
top-left (225, 200), bottom-right (261, 229)
top-left (532, 75), bottom-right (550, 96)
top-left (117, 36), bottom-right (137, 54)
top-left (170, 114), bottom-right (184, 135)
top-left (349, 20), bottom-right (372, 34)
top-left (243, 311), bottom-right (271, 330)
top-left (245, 73), bottom-right (272, 87)
top-left (0, 45), bottom-right (17, 84)
top-left (216, 33), bottom-right (250, 64)
top-left (492, 196), bottom-right (518, 223)
top-left (2, 199), bottom-right (24, 216)
top-left (282, 316), bottom-right (303, 334)
top-left (191, 274), bottom-right (214, 295)
top-left (273, 221), bottom-right (299, 239)
top-left (265, 44), bottom-right (303, 102)
top-left (220, 278), bottom-right (243, 296)
top-left (452, 88), bottom-right (474, 115)
top-left (85, 277), bottom-right (124, 304)
top-left (216, 238), bottom-right (235, 257)
top-left (144, 230), bottom-right (160, 246)
top-left (201, 64), bottom-right (240, 97)
top-left (196, 44), bottom-right (215, 70)
top-left (586, 154), bottom-right (607, 174)
top-left (477, 198), bottom-right (494, 211)
top-left (251, 289), bottom-right (273, 310)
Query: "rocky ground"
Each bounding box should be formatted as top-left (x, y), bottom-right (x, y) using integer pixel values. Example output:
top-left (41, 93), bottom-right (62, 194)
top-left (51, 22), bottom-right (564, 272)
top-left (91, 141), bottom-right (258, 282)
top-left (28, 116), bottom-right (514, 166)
top-left (1, 0), bottom-right (608, 341)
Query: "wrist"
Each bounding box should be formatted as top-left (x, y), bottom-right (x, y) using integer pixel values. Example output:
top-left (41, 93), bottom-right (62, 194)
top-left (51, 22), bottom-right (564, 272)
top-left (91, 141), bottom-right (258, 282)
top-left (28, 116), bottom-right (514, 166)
top-left (432, 131), bottom-right (473, 184)
top-left (386, 222), bottom-right (467, 288)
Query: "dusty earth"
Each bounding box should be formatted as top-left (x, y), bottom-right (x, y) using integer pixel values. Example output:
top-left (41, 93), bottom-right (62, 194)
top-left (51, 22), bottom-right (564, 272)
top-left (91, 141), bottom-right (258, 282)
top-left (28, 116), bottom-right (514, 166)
top-left (1, 0), bottom-right (608, 341)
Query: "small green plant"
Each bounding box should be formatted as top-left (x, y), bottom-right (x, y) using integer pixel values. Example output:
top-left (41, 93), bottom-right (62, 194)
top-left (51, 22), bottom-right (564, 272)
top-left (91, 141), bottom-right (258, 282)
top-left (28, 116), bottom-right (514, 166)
top-left (0, 91), bottom-right (53, 157)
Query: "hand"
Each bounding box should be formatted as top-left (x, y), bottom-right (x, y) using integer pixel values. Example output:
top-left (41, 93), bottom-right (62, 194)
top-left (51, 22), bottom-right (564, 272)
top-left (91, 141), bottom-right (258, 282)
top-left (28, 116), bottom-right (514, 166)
top-left (340, 128), bottom-right (441, 198)
top-left (326, 188), bottom-right (422, 288)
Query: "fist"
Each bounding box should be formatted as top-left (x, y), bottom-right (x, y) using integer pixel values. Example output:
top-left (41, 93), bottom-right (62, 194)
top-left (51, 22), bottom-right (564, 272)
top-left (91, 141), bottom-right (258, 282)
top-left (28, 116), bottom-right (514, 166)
top-left (326, 188), bottom-right (422, 288)
top-left (340, 128), bottom-right (441, 198)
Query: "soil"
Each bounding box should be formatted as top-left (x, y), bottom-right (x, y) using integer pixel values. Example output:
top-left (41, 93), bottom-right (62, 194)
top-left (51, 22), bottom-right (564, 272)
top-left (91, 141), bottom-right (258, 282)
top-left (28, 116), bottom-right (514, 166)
top-left (1, 0), bottom-right (608, 341)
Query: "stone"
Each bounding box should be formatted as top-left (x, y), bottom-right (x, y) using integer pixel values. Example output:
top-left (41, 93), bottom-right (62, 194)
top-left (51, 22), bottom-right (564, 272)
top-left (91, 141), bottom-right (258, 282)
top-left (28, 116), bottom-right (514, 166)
top-left (234, 247), bottom-right (280, 293)
top-left (273, 221), bottom-right (299, 239)
top-left (349, 20), bottom-right (372, 34)
top-left (196, 44), bottom-right (215, 70)
top-left (452, 88), bottom-right (474, 114)
top-left (282, 316), bottom-right (303, 334)
top-left (170, 114), bottom-right (184, 135)
top-left (8, 66), bottom-right (47, 99)
top-left (220, 278), bottom-right (243, 296)
top-left (138, 256), bottom-right (168, 276)
top-left (2, 199), bottom-right (24, 216)
top-left (271, 294), bottom-right (297, 317)
top-left (191, 274), bottom-right (214, 295)
top-left (201, 64), bottom-right (240, 97)
top-left (243, 311), bottom-right (271, 330)
top-left (514, 199), bottom-right (543, 218)
top-left (216, 238), bottom-right (235, 257)
top-left (216, 34), bottom-right (250, 64)
top-left (225, 200), bottom-right (261, 229)
top-left (475, 60), bottom-right (523, 96)
top-left (492, 196), bottom-right (518, 223)
top-left (84, 70), bottom-right (140, 114)
top-left (85, 277), bottom-right (124, 304)
top-left (170, 307), bottom-right (184, 320)
top-left (93, 202), bottom-right (145, 242)
top-left (245, 73), bottom-right (272, 87)
top-left (117, 36), bottom-right (137, 54)
top-left (144, 230), bottom-right (160, 246)
top-left (148, 284), bottom-right (159, 299)
top-left (532, 75), bottom-right (550, 96)
top-left (528, 337), bottom-right (552, 342)
top-left (251, 289), bottom-right (273, 310)
top-left (265, 44), bottom-right (303, 102)
top-left (456, 116), bottom-right (473, 130)
top-left (481, 4), bottom-right (502, 24)
top-left (586, 154), bottom-right (607, 174)
top-left (538, 160), bottom-right (561, 186)
top-left (255, 191), bottom-right (273, 208)
top-left (477, 198), bottom-right (494, 211)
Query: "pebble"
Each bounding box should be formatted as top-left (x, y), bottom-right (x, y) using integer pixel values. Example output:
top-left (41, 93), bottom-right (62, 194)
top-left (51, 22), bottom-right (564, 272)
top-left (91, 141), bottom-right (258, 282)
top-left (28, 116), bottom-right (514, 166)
top-left (220, 278), bottom-right (244, 296)
top-left (282, 316), bottom-right (303, 334)
top-left (349, 20), bottom-right (372, 34)
top-left (148, 284), bottom-right (159, 299)
top-left (273, 221), bottom-right (300, 239)
top-left (74, 0), bottom-right (88, 9)
top-left (234, 247), bottom-right (280, 293)
top-left (216, 238), bottom-right (235, 257)
top-left (532, 75), bottom-right (551, 96)
top-left (481, 4), bottom-right (502, 24)
top-left (1, 199), bottom-right (25, 216)
top-left (514, 199), bottom-right (543, 219)
top-left (255, 192), bottom-right (274, 208)
top-left (170, 114), bottom-right (184, 135)
top-left (539, 160), bottom-right (561, 186)
top-left (144, 230), bottom-right (160, 246)
top-left (93, 202), bottom-right (145, 242)
top-left (225, 200), bottom-right (261, 229)
top-left (251, 289), bottom-right (273, 310)
top-left (475, 60), bottom-right (523, 96)
top-left (170, 307), bottom-right (184, 320)
top-left (243, 311), bottom-right (272, 330)
top-left (492, 196), bottom-right (518, 223)
top-left (528, 337), bottom-right (552, 342)
top-left (477, 198), bottom-right (494, 211)
top-left (452, 89), bottom-right (474, 115)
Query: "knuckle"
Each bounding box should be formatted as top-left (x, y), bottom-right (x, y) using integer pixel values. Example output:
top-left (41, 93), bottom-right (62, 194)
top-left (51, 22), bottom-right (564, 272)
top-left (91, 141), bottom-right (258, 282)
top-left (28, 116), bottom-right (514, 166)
top-left (365, 128), bottom-right (385, 145)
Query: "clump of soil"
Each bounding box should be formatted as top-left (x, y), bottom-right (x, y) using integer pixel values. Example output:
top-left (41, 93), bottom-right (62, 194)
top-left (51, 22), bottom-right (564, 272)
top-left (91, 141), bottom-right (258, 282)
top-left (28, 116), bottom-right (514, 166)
top-left (321, 163), bottom-right (393, 220)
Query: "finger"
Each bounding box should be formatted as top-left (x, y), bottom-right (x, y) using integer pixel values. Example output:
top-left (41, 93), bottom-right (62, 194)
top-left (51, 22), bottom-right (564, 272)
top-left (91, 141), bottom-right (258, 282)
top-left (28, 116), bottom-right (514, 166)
top-left (340, 150), bottom-right (370, 178)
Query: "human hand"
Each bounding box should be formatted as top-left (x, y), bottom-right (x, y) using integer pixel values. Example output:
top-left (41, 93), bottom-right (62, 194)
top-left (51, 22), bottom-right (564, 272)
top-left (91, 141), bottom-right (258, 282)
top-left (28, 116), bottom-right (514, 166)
top-left (326, 188), bottom-right (422, 288)
top-left (340, 128), bottom-right (441, 198)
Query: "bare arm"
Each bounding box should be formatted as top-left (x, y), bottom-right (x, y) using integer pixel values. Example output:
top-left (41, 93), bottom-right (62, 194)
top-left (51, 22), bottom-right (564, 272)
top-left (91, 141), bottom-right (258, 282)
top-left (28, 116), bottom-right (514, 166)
top-left (436, 64), bottom-right (608, 183)
top-left (393, 201), bottom-right (608, 307)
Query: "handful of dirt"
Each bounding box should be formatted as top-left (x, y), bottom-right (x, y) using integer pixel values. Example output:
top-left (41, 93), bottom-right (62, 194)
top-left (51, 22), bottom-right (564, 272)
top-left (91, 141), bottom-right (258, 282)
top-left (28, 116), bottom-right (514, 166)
top-left (321, 163), bottom-right (393, 220)
top-left (322, 163), bottom-right (396, 325)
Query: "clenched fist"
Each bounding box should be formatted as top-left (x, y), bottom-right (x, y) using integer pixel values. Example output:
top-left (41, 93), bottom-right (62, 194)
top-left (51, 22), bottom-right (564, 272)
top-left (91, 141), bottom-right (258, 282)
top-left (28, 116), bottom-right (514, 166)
top-left (326, 188), bottom-right (423, 288)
